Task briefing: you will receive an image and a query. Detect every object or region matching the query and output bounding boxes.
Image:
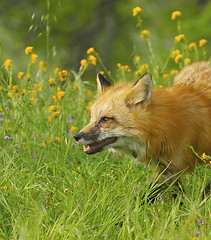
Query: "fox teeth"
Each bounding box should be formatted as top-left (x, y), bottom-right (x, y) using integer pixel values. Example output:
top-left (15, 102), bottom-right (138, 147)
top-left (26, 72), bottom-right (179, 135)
top-left (83, 145), bottom-right (90, 152)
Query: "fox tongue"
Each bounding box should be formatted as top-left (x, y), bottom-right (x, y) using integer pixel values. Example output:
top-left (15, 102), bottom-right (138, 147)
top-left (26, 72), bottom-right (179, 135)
top-left (83, 137), bottom-right (117, 154)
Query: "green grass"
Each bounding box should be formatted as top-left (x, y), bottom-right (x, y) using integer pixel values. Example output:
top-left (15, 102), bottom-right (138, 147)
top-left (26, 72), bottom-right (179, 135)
top-left (0, 7), bottom-right (211, 240)
top-left (0, 142), bottom-right (210, 239)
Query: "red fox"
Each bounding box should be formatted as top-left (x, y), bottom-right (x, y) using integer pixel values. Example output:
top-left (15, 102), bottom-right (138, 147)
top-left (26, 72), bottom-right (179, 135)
top-left (74, 63), bottom-right (211, 185)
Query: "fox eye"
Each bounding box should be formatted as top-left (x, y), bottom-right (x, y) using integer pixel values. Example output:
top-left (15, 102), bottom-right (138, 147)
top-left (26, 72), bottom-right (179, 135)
top-left (100, 117), bottom-right (113, 123)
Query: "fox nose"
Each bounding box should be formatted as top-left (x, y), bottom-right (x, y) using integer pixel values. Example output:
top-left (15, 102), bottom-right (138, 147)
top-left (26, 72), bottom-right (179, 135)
top-left (74, 133), bottom-right (81, 142)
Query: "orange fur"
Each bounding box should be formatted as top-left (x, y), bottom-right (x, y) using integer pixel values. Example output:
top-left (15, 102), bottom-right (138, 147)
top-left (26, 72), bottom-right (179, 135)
top-left (75, 67), bottom-right (211, 181)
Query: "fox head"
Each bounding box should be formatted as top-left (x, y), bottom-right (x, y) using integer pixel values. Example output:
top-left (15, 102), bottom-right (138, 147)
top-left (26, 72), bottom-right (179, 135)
top-left (74, 73), bottom-right (152, 158)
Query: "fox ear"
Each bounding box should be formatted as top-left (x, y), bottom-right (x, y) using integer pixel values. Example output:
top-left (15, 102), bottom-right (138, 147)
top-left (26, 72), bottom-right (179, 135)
top-left (126, 73), bottom-right (152, 106)
top-left (97, 73), bottom-right (111, 96)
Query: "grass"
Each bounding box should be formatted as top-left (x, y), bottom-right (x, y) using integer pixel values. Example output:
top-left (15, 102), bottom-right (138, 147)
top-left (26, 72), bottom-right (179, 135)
top-left (0, 7), bottom-right (211, 240)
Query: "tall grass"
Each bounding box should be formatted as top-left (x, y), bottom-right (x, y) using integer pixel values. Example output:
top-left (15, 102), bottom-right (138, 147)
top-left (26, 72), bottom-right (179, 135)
top-left (0, 6), bottom-right (210, 240)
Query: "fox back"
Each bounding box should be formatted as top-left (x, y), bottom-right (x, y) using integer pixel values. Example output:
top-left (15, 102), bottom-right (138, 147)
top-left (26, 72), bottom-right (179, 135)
top-left (74, 71), bottom-right (211, 178)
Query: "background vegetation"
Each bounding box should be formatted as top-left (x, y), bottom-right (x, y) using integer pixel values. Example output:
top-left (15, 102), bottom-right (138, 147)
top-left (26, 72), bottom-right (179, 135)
top-left (0, 0), bottom-right (210, 239)
top-left (1, 0), bottom-right (211, 75)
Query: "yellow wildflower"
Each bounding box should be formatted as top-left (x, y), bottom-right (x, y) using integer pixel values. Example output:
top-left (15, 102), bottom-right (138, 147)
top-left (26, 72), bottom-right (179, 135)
top-left (188, 42), bottom-right (197, 51)
top-left (134, 70), bottom-right (142, 78)
top-left (18, 72), bottom-right (24, 79)
top-left (55, 137), bottom-right (61, 143)
top-left (70, 126), bottom-right (76, 133)
top-left (52, 111), bottom-right (59, 118)
top-left (184, 58), bottom-right (191, 66)
top-left (7, 92), bottom-right (12, 98)
top-left (58, 70), bottom-right (68, 77)
top-left (49, 105), bottom-right (60, 117)
top-left (31, 53), bottom-right (38, 64)
top-left (53, 96), bottom-right (58, 103)
top-left (170, 69), bottom-right (179, 75)
top-left (13, 85), bottom-right (19, 92)
top-left (162, 73), bottom-right (169, 80)
top-left (88, 55), bottom-right (97, 65)
top-left (174, 34), bottom-right (185, 42)
top-left (25, 46), bottom-right (33, 55)
top-left (48, 116), bottom-right (52, 123)
top-left (199, 39), bottom-right (207, 47)
top-left (171, 49), bottom-right (180, 58)
top-left (39, 61), bottom-right (47, 71)
top-left (30, 97), bottom-right (36, 105)
top-left (87, 47), bottom-right (95, 55)
top-left (54, 67), bottom-right (61, 75)
top-left (86, 101), bottom-right (93, 114)
top-left (140, 30), bottom-right (150, 39)
top-left (171, 11), bottom-right (182, 21)
top-left (202, 152), bottom-right (208, 160)
top-left (13, 85), bottom-right (19, 97)
top-left (24, 146), bottom-right (28, 151)
top-left (22, 89), bottom-right (27, 95)
top-left (34, 84), bottom-right (41, 89)
top-left (121, 65), bottom-right (131, 72)
top-left (48, 78), bottom-right (55, 86)
top-left (80, 59), bottom-right (87, 69)
top-left (57, 89), bottom-right (65, 100)
top-left (42, 141), bottom-right (47, 147)
top-left (134, 56), bottom-right (141, 61)
top-left (117, 63), bottom-right (122, 68)
top-left (132, 7), bottom-right (142, 17)
top-left (73, 83), bottom-right (78, 89)
top-left (4, 59), bottom-right (12, 70)
top-left (141, 64), bottom-right (149, 70)
top-left (174, 54), bottom-right (183, 64)
top-left (1, 186), bottom-right (8, 190)
top-left (49, 105), bottom-right (56, 114)
top-left (58, 70), bottom-right (69, 82)
top-left (99, 71), bottom-right (104, 75)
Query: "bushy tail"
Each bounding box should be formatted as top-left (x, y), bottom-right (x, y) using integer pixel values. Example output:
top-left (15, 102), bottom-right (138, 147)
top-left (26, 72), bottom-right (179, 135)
top-left (173, 61), bottom-right (211, 86)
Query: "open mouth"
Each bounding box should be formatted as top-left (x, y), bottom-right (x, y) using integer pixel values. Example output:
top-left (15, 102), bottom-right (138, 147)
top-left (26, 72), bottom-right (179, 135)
top-left (83, 137), bottom-right (117, 154)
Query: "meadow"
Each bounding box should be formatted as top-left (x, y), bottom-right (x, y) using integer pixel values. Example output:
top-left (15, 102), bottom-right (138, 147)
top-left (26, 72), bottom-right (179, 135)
top-left (0, 7), bottom-right (211, 240)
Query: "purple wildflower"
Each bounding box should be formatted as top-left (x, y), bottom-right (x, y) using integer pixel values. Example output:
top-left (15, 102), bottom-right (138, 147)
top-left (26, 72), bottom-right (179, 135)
top-left (158, 196), bottom-right (162, 200)
top-left (182, 195), bottom-right (186, 201)
top-left (72, 143), bottom-right (76, 147)
top-left (199, 219), bottom-right (204, 225)
top-left (0, 118), bottom-right (4, 121)
top-left (196, 231), bottom-right (200, 235)
top-left (5, 107), bottom-right (9, 112)
top-left (4, 136), bottom-right (10, 139)
top-left (68, 130), bottom-right (71, 135)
